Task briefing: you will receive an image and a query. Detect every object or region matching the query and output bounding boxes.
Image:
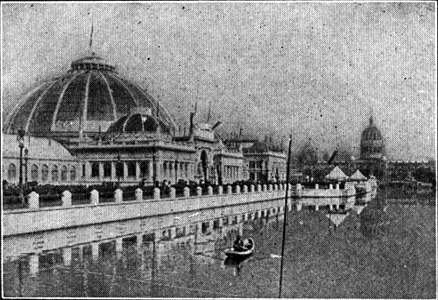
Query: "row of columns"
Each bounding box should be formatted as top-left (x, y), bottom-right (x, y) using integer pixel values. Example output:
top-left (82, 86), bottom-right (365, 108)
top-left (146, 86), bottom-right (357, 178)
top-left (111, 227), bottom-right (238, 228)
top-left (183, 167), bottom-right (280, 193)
top-left (222, 165), bottom-right (240, 180)
top-left (85, 160), bottom-right (195, 184)
top-left (162, 161), bottom-right (192, 182)
top-left (89, 160), bottom-right (154, 183)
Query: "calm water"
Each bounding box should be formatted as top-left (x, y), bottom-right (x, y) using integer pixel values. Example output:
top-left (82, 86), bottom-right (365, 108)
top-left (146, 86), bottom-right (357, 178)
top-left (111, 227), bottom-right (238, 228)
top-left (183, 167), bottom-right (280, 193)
top-left (3, 188), bottom-right (436, 298)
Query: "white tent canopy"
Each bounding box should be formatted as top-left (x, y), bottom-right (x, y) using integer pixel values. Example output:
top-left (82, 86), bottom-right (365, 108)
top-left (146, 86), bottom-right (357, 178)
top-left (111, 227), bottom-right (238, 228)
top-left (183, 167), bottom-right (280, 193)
top-left (325, 166), bottom-right (348, 180)
top-left (349, 169), bottom-right (368, 181)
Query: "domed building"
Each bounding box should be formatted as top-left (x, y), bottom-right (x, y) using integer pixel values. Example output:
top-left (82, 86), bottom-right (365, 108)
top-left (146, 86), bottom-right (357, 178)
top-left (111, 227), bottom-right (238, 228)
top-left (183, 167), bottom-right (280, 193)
top-left (4, 53), bottom-right (176, 144)
top-left (3, 53), bottom-right (244, 186)
top-left (351, 115), bottom-right (388, 178)
top-left (360, 116), bottom-right (385, 160)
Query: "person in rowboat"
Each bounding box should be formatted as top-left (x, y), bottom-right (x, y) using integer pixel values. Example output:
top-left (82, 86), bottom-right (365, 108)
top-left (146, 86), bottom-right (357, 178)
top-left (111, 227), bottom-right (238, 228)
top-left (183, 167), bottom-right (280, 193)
top-left (233, 235), bottom-right (247, 252)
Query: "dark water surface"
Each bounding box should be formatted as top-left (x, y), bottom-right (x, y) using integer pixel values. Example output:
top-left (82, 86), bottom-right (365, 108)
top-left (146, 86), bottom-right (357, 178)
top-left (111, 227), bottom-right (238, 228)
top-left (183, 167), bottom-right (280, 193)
top-left (3, 189), bottom-right (436, 298)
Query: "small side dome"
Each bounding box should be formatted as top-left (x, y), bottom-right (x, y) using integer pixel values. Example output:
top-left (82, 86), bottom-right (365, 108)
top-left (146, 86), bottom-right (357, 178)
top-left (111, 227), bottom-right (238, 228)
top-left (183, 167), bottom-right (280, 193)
top-left (106, 108), bottom-right (171, 135)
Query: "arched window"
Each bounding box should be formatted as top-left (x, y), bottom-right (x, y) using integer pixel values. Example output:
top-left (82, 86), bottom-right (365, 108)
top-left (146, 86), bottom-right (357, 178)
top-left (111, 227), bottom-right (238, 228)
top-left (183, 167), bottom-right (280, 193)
top-left (51, 165), bottom-right (59, 182)
top-left (169, 162), bottom-right (173, 178)
top-left (61, 165), bottom-right (68, 181)
top-left (103, 162), bottom-right (111, 177)
top-left (41, 164), bottom-right (49, 182)
top-left (140, 161), bottom-right (150, 178)
top-left (116, 161), bottom-right (124, 179)
top-left (70, 166), bottom-right (76, 181)
top-left (179, 162), bottom-right (184, 177)
top-left (91, 162), bottom-right (99, 178)
top-left (184, 163), bottom-right (189, 178)
top-left (197, 162), bottom-right (203, 176)
top-left (7, 163), bottom-right (16, 181)
top-left (163, 162), bottom-right (168, 178)
top-left (127, 161), bottom-right (136, 177)
top-left (31, 164), bottom-right (38, 181)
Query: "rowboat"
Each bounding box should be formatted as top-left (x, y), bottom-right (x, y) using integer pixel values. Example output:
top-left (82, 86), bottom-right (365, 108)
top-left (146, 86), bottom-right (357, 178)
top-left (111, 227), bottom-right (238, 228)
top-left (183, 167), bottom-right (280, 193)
top-left (224, 238), bottom-right (254, 257)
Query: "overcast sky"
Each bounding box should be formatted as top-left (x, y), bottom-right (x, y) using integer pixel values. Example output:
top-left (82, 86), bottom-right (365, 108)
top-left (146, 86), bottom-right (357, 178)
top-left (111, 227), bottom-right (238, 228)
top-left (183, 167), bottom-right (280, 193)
top-left (2, 2), bottom-right (436, 160)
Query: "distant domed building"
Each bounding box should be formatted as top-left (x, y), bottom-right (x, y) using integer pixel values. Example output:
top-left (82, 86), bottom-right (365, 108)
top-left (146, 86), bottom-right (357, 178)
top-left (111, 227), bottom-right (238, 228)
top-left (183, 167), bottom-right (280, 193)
top-left (360, 116), bottom-right (385, 160)
top-left (3, 52), bottom-right (244, 186)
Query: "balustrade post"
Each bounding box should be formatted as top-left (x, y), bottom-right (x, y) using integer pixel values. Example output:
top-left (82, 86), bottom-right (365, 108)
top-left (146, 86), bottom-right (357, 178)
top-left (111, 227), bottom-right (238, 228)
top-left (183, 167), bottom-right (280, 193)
top-left (153, 187), bottom-right (160, 199)
top-left (170, 187), bottom-right (176, 199)
top-left (135, 188), bottom-right (143, 201)
top-left (227, 185), bottom-right (232, 194)
top-left (90, 189), bottom-right (99, 205)
top-left (184, 187), bottom-right (190, 197)
top-left (268, 184), bottom-right (272, 192)
top-left (242, 185), bottom-right (248, 193)
top-left (217, 185), bottom-right (223, 195)
top-left (250, 184), bottom-right (255, 193)
top-left (256, 184), bottom-right (261, 192)
top-left (196, 186), bottom-right (202, 196)
top-left (61, 190), bottom-right (72, 207)
top-left (207, 186), bottom-right (213, 196)
top-left (114, 188), bottom-right (123, 203)
top-left (28, 191), bottom-right (39, 209)
top-left (235, 185), bottom-right (241, 194)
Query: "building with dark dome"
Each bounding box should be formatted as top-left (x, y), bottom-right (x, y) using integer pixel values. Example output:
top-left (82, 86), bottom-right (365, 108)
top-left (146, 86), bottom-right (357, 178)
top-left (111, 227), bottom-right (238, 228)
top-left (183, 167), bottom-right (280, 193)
top-left (360, 116), bottom-right (385, 160)
top-left (3, 53), bottom-right (244, 186)
top-left (4, 53), bottom-right (176, 144)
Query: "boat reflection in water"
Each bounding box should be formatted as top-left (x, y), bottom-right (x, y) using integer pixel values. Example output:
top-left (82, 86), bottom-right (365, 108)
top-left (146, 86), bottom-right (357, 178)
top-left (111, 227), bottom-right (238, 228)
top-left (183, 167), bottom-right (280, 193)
top-left (223, 254), bottom-right (254, 277)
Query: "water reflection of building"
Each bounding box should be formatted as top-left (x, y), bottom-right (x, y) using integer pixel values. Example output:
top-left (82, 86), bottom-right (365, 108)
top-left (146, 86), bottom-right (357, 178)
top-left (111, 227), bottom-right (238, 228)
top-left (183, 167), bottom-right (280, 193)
top-left (3, 53), bottom-right (244, 186)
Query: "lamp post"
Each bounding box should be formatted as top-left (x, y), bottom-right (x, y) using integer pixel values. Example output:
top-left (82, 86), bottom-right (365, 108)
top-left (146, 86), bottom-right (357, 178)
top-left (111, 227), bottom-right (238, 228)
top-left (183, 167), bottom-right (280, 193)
top-left (17, 128), bottom-right (26, 204)
top-left (24, 148), bottom-right (29, 184)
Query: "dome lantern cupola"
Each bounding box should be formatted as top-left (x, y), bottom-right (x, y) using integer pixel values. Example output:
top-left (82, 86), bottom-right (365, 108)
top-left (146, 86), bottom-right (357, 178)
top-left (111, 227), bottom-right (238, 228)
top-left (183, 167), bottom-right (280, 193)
top-left (70, 52), bottom-right (116, 73)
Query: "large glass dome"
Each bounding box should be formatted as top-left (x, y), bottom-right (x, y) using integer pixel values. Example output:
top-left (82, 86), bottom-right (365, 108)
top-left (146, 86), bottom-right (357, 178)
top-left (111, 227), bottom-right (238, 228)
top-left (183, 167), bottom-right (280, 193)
top-left (4, 53), bottom-right (176, 141)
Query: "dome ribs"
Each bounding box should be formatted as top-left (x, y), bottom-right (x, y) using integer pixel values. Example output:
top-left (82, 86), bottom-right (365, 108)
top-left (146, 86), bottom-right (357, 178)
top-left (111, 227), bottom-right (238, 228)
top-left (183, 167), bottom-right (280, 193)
top-left (86, 71), bottom-right (114, 121)
top-left (99, 72), bottom-right (118, 121)
top-left (55, 72), bottom-right (89, 126)
top-left (4, 84), bottom-right (50, 133)
top-left (5, 54), bottom-right (178, 139)
top-left (103, 73), bottom-right (138, 117)
top-left (80, 72), bottom-right (92, 136)
top-left (25, 80), bottom-right (59, 133)
top-left (106, 73), bottom-right (139, 107)
top-left (51, 73), bottom-right (80, 131)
